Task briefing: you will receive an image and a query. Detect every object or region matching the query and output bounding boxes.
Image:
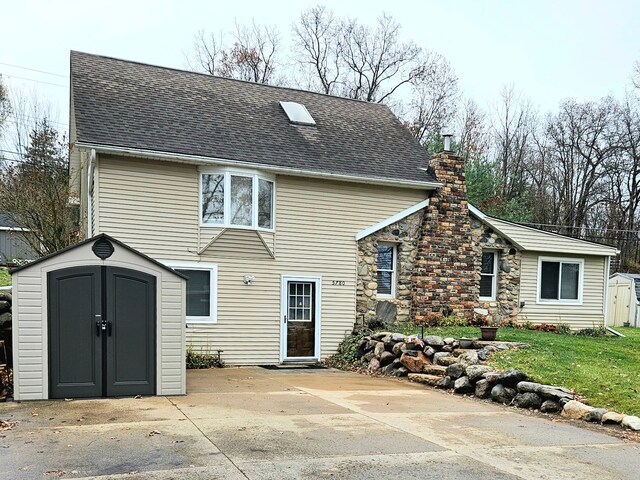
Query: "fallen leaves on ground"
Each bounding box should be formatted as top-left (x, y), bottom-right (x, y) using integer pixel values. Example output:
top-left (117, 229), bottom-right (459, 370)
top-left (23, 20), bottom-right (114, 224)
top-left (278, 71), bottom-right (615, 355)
top-left (44, 469), bottom-right (65, 477)
top-left (0, 419), bottom-right (16, 431)
top-left (148, 430), bottom-right (161, 437)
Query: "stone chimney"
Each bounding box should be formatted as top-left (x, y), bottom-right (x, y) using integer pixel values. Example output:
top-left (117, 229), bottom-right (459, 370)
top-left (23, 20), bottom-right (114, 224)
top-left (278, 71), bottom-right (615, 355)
top-left (412, 146), bottom-right (478, 322)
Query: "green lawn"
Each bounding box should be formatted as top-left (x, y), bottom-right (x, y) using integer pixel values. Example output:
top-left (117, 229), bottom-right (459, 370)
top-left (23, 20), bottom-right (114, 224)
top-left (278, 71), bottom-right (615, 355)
top-left (407, 325), bottom-right (640, 416)
top-left (0, 267), bottom-right (10, 287)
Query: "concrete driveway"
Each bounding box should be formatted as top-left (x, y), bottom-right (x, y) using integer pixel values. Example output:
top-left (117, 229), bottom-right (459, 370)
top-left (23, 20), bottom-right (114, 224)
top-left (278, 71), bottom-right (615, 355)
top-left (0, 367), bottom-right (638, 479)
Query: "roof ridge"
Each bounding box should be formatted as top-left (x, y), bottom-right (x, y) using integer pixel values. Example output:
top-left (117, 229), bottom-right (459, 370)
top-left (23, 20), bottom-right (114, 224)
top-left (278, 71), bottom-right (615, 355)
top-left (70, 50), bottom-right (392, 109)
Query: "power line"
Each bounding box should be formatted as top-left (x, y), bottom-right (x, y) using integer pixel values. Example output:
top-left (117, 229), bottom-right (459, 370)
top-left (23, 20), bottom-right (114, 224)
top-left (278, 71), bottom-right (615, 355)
top-left (0, 62), bottom-right (66, 78)
top-left (6, 116), bottom-right (69, 128)
top-left (1, 73), bottom-right (68, 88)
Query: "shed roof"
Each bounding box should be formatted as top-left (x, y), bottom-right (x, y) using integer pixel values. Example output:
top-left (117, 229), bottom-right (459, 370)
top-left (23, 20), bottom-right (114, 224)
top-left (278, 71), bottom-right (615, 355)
top-left (10, 233), bottom-right (187, 279)
top-left (70, 51), bottom-right (438, 188)
top-left (469, 205), bottom-right (618, 257)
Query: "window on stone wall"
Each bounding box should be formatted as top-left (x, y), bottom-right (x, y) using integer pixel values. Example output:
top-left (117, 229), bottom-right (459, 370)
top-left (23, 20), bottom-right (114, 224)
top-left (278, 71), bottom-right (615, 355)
top-left (377, 244), bottom-right (396, 297)
top-left (479, 251), bottom-right (497, 300)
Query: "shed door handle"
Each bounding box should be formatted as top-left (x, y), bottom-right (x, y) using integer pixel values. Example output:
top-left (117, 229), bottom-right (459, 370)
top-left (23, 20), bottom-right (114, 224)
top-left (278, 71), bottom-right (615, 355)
top-left (95, 315), bottom-right (102, 336)
top-left (107, 321), bottom-right (113, 337)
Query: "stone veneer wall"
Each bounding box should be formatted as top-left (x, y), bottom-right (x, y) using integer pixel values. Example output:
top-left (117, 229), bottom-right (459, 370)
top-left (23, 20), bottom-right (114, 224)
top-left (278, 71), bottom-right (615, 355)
top-left (357, 210), bottom-right (423, 323)
top-left (470, 219), bottom-right (521, 323)
top-left (411, 152), bottom-right (478, 322)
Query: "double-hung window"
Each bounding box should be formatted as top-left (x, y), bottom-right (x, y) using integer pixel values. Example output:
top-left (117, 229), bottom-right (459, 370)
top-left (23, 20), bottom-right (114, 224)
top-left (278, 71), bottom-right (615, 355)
top-left (479, 251), bottom-right (497, 300)
top-left (376, 243), bottom-right (396, 297)
top-left (163, 262), bottom-right (218, 324)
top-left (201, 170), bottom-right (274, 230)
top-left (538, 257), bottom-right (583, 303)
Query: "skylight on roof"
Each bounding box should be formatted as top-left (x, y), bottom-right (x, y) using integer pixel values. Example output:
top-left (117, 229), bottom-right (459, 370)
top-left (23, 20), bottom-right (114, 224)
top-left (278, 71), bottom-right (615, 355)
top-left (280, 101), bottom-right (316, 126)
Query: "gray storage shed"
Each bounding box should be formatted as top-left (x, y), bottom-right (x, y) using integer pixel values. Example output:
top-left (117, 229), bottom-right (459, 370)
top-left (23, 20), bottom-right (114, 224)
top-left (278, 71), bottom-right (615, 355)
top-left (11, 234), bottom-right (187, 400)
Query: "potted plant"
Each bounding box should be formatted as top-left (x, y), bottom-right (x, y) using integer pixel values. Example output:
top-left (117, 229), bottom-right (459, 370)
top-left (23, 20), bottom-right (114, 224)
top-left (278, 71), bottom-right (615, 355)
top-left (474, 308), bottom-right (498, 341)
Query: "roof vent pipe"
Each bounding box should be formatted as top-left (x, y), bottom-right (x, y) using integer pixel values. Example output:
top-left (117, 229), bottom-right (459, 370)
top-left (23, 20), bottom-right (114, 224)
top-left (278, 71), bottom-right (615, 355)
top-left (442, 133), bottom-right (453, 152)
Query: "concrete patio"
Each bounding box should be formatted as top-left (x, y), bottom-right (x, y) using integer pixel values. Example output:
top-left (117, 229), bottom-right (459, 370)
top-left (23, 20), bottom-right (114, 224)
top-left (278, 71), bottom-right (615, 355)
top-left (0, 367), bottom-right (638, 479)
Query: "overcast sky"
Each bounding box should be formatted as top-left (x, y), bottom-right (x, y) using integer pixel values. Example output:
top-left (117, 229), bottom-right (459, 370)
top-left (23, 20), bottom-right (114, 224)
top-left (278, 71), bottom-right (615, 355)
top-left (1, 0), bottom-right (639, 139)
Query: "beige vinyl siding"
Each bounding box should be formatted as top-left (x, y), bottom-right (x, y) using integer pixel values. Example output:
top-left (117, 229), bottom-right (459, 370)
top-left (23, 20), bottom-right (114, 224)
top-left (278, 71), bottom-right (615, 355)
top-left (518, 252), bottom-right (607, 329)
top-left (97, 155), bottom-right (428, 364)
top-left (487, 217), bottom-right (617, 257)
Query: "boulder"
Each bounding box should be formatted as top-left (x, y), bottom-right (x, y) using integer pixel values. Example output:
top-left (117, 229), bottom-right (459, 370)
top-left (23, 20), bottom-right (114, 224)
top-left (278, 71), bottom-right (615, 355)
top-left (423, 346), bottom-right (436, 357)
top-left (380, 351), bottom-right (396, 367)
top-left (585, 408), bottom-right (608, 423)
top-left (601, 412), bottom-right (626, 424)
top-left (400, 351), bottom-right (430, 373)
top-left (422, 364), bottom-right (448, 376)
top-left (380, 363), bottom-right (395, 375)
top-left (513, 392), bottom-right (542, 409)
top-left (474, 379), bottom-right (491, 398)
top-left (441, 345), bottom-right (454, 353)
top-left (516, 381), bottom-right (542, 393)
top-left (483, 372), bottom-right (501, 385)
top-left (391, 332), bottom-right (406, 342)
top-left (454, 376), bottom-right (474, 394)
top-left (491, 384), bottom-right (516, 404)
top-left (0, 291), bottom-right (11, 302)
top-left (408, 373), bottom-right (442, 386)
top-left (0, 312), bottom-right (11, 329)
top-left (404, 342), bottom-right (422, 351)
top-left (424, 335), bottom-right (445, 347)
top-left (436, 356), bottom-right (458, 367)
top-left (391, 367), bottom-right (409, 377)
top-left (540, 400), bottom-right (561, 413)
top-left (392, 342), bottom-right (405, 356)
top-left (436, 376), bottom-right (454, 389)
top-left (372, 332), bottom-right (391, 341)
top-left (383, 341), bottom-right (396, 352)
top-left (458, 350), bottom-right (479, 366)
top-left (621, 416), bottom-right (640, 431)
top-left (561, 400), bottom-right (593, 420)
top-left (497, 369), bottom-right (528, 387)
top-left (0, 300), bottom-right (11, 312)
top-left (373, 342), bottom-right (386, 357)
top-left (465, 365), bottom-right (495, 382)
top-left (432, 352), bottom-right (450, 364)
top-left (367, 357), bottom-right (381, 374)
top-left (356, 339), bottom-right (373, 358)
top-left (477, 349), bottom-right (489, 361)
top-left (443, 337), bottom-right (455, 346)
top-left (445, 363), bottom-right (465, 379)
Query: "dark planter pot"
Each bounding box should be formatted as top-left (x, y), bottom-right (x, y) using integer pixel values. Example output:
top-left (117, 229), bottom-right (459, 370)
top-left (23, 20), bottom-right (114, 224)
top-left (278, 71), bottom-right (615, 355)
top-left (623, 322), bottom-right (630, 327)
top-left (480, 326), bottom-right (499, 341)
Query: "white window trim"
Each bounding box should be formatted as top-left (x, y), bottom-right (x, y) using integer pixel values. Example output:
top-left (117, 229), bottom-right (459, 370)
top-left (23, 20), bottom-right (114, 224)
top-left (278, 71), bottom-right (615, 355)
top-left (536, 256), bottom-right (584, 305)
top-left (162, 260), bottom-right (218, 324)
top-left (199, 167), bottom-right (276, 232)
top-left (376, 243), bottom-right (397, 299)
top-left (479, 250), bottom-right (498, 301)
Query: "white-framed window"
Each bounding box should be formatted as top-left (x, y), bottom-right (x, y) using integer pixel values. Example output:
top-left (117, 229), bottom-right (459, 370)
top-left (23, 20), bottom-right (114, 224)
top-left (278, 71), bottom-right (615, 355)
top-left (479, 251), bottom-right (497, 300)
top-left (376, 243), bottom-right (396, 297)
top-left (200, 168), bottom-right (275, 230)
top-left (537, 257), bottom-right (584, 304)
top-left (163, 261), bottom-right (218, 324)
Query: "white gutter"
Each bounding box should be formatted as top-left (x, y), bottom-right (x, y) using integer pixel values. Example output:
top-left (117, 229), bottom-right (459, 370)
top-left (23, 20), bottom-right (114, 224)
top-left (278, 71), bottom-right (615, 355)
top-left (356, 199), bottom-right (430, 240)
top-left (87, 149), bottom-right (96, 237)
top-left (76, 143), bottom-right (442, 191)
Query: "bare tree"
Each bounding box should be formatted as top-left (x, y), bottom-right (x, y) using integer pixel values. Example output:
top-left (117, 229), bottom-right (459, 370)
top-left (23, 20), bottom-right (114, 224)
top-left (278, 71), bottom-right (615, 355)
top-left (0, 119), bottom-right (79, 256)
top-left (407, 53), bottom-right (459, 144)
top-left (456, 98), bottom-right (489, 162)
top-left (292, 6), bottom-right (344, 94)
top-left (186, 22), bottom-right (282, 84)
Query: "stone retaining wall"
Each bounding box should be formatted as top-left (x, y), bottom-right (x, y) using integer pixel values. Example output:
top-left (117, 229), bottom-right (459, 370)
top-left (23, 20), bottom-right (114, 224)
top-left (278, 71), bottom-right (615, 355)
top-left (352, 330), bottom-right (640, 432)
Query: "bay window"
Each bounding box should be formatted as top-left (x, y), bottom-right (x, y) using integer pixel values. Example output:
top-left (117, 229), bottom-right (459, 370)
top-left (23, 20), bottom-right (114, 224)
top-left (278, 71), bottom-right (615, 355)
top-left (201, 170), bottom-right (274, 230)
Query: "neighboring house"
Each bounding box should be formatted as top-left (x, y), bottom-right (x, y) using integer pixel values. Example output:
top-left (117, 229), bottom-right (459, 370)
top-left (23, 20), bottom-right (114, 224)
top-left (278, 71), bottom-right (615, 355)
top-left (607, 273), bottom-right (640, 328)
top-left (68, 51), bottom-right (617, 366)
top-left (0, 212), bottom-right (37, 266)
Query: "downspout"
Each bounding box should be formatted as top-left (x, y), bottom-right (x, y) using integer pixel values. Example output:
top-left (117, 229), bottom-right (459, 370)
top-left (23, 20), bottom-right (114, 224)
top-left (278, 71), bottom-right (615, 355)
top-left (603, 256), bottom-right (611, 327)
top-left (87, 149), bottom-right (96, 237)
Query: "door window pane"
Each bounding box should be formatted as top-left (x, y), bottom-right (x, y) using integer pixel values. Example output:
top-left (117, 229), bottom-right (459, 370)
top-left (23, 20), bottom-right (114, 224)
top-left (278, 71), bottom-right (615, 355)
top-left (288, 282), bottom-right (313, 322)
top-left (201, 174), bottom-right (224, 224)
top-left (230, 175), bottom-right (253, 226)
top-left (176, 269), bottom-right (210, 317)
top-left (258, 179), bottom-right (274, 229)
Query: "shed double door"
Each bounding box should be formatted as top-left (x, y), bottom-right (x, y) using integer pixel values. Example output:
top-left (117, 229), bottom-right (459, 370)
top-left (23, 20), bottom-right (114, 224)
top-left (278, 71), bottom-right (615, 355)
top-left (48, 266), bottom-right (156, 399)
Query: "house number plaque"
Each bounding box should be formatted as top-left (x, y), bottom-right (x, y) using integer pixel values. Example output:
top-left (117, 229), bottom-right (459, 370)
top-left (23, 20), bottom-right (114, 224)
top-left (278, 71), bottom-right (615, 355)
top-left (332, 280), bottom-right (346, 286)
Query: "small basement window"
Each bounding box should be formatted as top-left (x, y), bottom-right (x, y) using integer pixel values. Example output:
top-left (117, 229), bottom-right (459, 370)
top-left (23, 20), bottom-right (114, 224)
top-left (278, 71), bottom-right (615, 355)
top-left (280, 101), bottom-right (316, 126)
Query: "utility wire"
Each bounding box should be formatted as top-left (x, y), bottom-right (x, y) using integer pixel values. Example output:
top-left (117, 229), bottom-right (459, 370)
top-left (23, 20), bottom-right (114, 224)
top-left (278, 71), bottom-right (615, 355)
top-left (0, 62), bottom-right (66, 78)
top-left (1, 73), bottom-right (68, 88)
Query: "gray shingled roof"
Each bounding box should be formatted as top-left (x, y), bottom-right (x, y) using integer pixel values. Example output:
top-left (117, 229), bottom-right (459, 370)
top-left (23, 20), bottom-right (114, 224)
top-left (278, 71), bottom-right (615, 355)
top-left (70, 51), bottom-right (437, 186)
top-left (0, 212), bottom-right (18, 228)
